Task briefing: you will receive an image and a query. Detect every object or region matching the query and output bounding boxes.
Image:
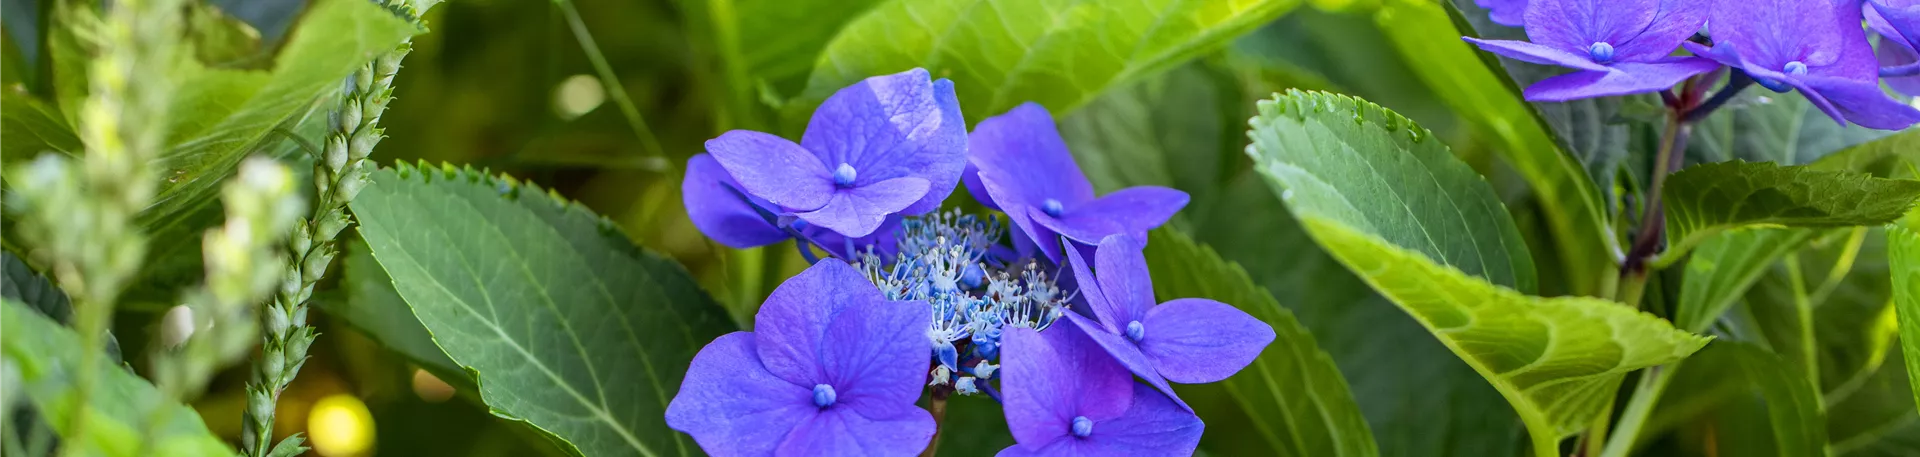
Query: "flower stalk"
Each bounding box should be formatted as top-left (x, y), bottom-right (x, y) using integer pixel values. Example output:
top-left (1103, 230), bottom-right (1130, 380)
top-left (240, 1), bottom-right (432, 454)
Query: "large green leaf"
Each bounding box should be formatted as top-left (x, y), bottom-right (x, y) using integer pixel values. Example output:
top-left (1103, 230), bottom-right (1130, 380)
top-left (1674, 228), bottom-right (1819, 333)
top-left (142, 0), bottom-right (416, 226)
top-left (1661, 161), bottom-right (1920, 262)
top-left (1375, 0), bottom-right (1612, 296)
top-left (1248, 91), bottom-right (1709, 444)
top-left (349, 162), bottom-right (735, 457)
top-left (792, 0), bottom-right (1302, 124)
top-left (1144, 229), bottom-right (1378, 457)
top-left (1807, 130), bottom-right (1920, 179)
top-left (1891, 209), bottom-right (1920, 413)
top-left (1726, 343), bottom-right (1831, 457)
top-left (1, 300), bottom-right (234, 457)
top-left (730, 0), bottom-right (888, 98)
top-left (317, 237), bottom-right (466, 385)
top-left (1191, 172), bottom-right (1526, 457)
top-left (1245, 89), bottom-right (1536, 292)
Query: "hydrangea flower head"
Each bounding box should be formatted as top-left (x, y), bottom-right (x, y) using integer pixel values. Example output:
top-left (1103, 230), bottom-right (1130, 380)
top-left (1063, 235), bottom-right (1275, 410)
top-left (997, 323), bottom-right (1204, 457)
top-left (964, 103), bottom-right (1189, 263)
top-left (1685, 0), bottom-right (1920, 129)
top-left (1478, 0), bottom-right (1529, 26)
top-left (666, 260), bottom-right (935, 456)
top-left (1464, 0), bottom-right (1720, 101)
top-left (701, 68), bottom-right (967, 238)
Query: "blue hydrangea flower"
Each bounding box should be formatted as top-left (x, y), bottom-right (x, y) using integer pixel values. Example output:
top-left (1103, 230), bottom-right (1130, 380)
top-left (701, 68), bottom-right (967, 238)
top-left (683, 153), bottom-right (900, 259)
top-left (997, 324), bottom-right (1204, 457)
top-left (1464, 0), bottom-right (1719, 101)
top-left (1685, 0), bottom-right (1920, 129)
top-left (1869, 0), bottom-right (1920, 95)
top-left (666, 260), bottom-right (934, 456)
top-left (1063, 235), bottom-right (1274, 411)
top-left (964, 103), bottom-right (1189, 263)
top-left (1479, 0), bottom-right (1529, 26)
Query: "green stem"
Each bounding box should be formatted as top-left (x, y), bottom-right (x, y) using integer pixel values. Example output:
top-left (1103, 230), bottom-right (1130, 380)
top-left (921, 393), bottom-right (949, 457)
top-left (1599, 364), bottom-right (1678, 457)
top-left (554, 0), bottom-right (670, 169)
top-left (1784, 252), bottom-right (1820, 390)
top-left (1528, 421), bottom-right (1563, 457)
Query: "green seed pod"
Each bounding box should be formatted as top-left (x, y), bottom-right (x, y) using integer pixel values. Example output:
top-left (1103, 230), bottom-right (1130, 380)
top-left (336, 172), bottom-right (370, 203)
top-left (338, 99), bottom-right (363, 136)
top-left (301, 247), bottom-right (335, 284)
top-left (289, 223), bottom-right (313, 256)
top-left (317, 209), bottom-right (351, 242)
top-left (324, 134), bottom-right (351, 173)
top-left (287, 333), bottom-right (313, 361)
top-left (261, 344), bottom-right (285, 383)
top-left (349, 127), bottom-right (381, 159)
top-left (266, 306), bottom-right (290, 339)
top-left (355, 65), bottom-right (375, 96)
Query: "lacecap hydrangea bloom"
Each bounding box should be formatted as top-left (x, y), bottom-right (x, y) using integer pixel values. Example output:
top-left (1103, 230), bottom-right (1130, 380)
top-left (671, 68), bottom-right (1273, 456)
top-left (1684, 0), bottom-right (1920, 129)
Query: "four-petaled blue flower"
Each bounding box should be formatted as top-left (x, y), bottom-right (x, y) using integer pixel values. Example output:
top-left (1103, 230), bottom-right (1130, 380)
top-left (703, 68), bottom-right (967, 238)
top-left (1063, 235), bottom-right (1275, 411)
top-left (1465, 0), bottom-right (1720, 101)
top-left (666, 260), bottom-right (935, 456)
top-left (964, 103), bottom-right (1190, 263)
top-left (998, 324), bottom-right (1204, 457)
top-left (1870, 0), bottom-right (1920, 96)
top-left (1685, 0), bottom-right (1920, 129)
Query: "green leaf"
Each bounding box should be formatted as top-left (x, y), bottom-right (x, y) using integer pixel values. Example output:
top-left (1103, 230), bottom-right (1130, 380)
top-left (2, 251), bottom-right (121, 361)
top-left (318, 237), bottom-right (467, 385)
top-left (1248, 91), bottom-right (1709, 443)
top-left (263, 434), bottom-right (308, 457)
top-left (1807, 130), bottom-right (1920, 179)
top-left (142, 0), bottom-right (417, 227)
top-left (1143, 229), bottom-right (1379, 457)
top-left (1374, 0), bottom-right (1612, 295)
top-left (1890, 209), bottom-right (1920, 413)
top-left (792, 0), bottom-right (1303, 124)
top-left (1674, 228), bottom-right (1819, 333)
top-left (1661, 161), bottom-right (1920, 262)
top-left (348, 162), bottom-right (736, 457)
top-left (1189, 172), bottom-right (1526, 456)
top-left (1688, 91), bottom-right (1891, 168)
top-left (0, 300), bottom-right (235, 457)
top-left (730, 0), bottom-right (888, 98)
top-left (1725, 343), bottom-right (1831, 457)
top-left (1812, 228), bottom-right (1898, 396)
top-left (1245, 89), bottom-right (1536, 293)
top-left (0, 90), bottom-right (81, 164)
top-left (1827, 346), bottom-right (1920, 456)
top-left (1059, 62), bottom-right (1238, 211)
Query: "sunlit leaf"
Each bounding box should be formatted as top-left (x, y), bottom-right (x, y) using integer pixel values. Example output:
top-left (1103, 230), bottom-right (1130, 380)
top-left (794, 0), bottom-right (1302, 124)
top-left (1889, 209), bottom-right (1920, 413)
top-left (349, 162), bottom-right (735, 456)
top-left (1662, 161), bottom-right (1920, 261)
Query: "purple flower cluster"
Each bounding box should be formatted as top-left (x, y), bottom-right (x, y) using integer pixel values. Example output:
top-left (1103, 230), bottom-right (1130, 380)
top-left (669, 69), bottom-right (1275, 456)
top-left (1465, 0), bottom-right (1920, 130)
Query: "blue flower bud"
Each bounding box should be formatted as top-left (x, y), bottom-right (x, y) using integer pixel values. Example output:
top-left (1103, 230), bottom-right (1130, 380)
top-left (1125, 320), bottom-right (1146, 342)
top-left (1587, 42), bottom-right (1615, 64)
top-left (1041, 198), bottom-right (1064, 217)
top-left (832, 163), bottom-right (858, 188)
top-left (1785, 61), bottom-right (1808, 76)
top-left (955, 377), bottom-right (978, 395)
top-left (1071, 416), bottom-right (1094, 438)
top-left (960, 264), bottom-right (985, 290)
top-left (812, 384), bottom-right (837, 408)
top-left (935, 341), bottom-right (960, 371)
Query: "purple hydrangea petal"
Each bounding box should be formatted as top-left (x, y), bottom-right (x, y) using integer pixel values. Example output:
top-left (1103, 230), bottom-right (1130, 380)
top-left (776, 402), bottom-right (935, 456)
top-left (706, 130), bottom-right (836, 212)
top-left (993, 438), bottom-right (1076, 457)
top-left (1003, 207), bottom-right (1052, 262)
top-left (1876, 32), bottom-right (1920, 96)
top-left (1612, 0), bottom-right (1709, 60)
top-left (969, 103), bottom-right (1098, 212)
top-left (1064, 239), bottom-right (1119, 334)
top-left (1523, 0), bottom-right (1659, 54)
top-left (1522, 58), bottom-right (1722, 101)
top-left (665, 332), bottom-right (816, 457)
top-left (1002, 324), bottom-right (1135, 446)
top-left (1065, 312), bottom-right (1188, 412)
top-left (1800, 76), bottom-right (1920, 129)
top-left (818, 296), bottom-right (932, 411)
top-left (1782, 77), bottom-right (1850, 126)
top-left (753, 260), bottom-right (879, 385)
top-left (1478, 0), bottom-right (1529, 27)
top-left (1462, 38), bottom-right (1615, 72)
top-left (1137, 298), bottom-right (1276, 384)
top-left (1872, 0), bottom-right (1920, 54)
top-left (1092, 235), bottom-right (1155, 326)
top-left (794, 177), bottom-right (932, 238)
top-left (962, 162), bottom-right (999, 211)
top-left (808, 216), bottom-right (904, 260)
top-left (1702, 0), bottom-right (1846, 71)
top-left (801, 68), bottom-right (967, 216)
top-left (1029, 187), bottom-right (1189, 247)
top-left (1071, 383), bottom-right (1206, 456)
top-left (683, 154), bottom-right (791, 249)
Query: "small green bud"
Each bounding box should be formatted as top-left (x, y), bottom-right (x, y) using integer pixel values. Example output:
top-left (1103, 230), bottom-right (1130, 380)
top-left (261, 349), bottom-right (285, 383)
top-left (317, 210), bottom-right (351, 241)
top-left (377, 48), bottom-right (405, 77)
top-left (355, 65), bottom-right (375, 96)
top-left (290, 223), bottom-right (313, 256)
top-left (301, 247), bottom-right (335, 284)
top-left (248, 389), bottom-right (277, 423)
top-left (349, 127), bottom-right (382, 159)
top-left (336, 172), bottom-right (370, 203)
top-left (313, 167), bottom-right (333, 197)
top-left (266, 307), bottom-right (290, 339)
top-left (325, 135), bottom-right (351, 172)
top-left (338, 99), bottom-right (364, 135)
top-left (288, 333), bottom-right (314, 360)
top-left (159, 305), bottom-right (196, 348)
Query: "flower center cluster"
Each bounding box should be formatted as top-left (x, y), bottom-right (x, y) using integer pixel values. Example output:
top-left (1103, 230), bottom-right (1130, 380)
top-left (812, 384), bottom-right (837, 408)
top-left (1070, 416), bottom-right (1094, 438)
top-left (1588, 42), bottom-right (1615, 63)
top-left (833, 163), bottom-right (858, 188)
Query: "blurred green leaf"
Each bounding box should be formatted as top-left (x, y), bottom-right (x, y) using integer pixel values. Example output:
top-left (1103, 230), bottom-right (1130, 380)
top-left (793, 0), bottom-right (1303, 125)
top-left (1246, 90), bottom-right (1536, 293)
top-left (319, 237), bottom-right (467, 386)
top-left (2, 251), bottom-right (122, 361)
top-left (1891, 209), bottom-right (1920, 413)
top-left (1688, 91), bottom-right (1890, 167)
top-left (1375, 0), bottom-right (1612, 296)
top-left (729, 0), bottom-right (887, 98)
top-left (184, 2), bottom-right (266, 69)
top-left (1675, 228), bottom-right (1818, 333)
top-left (1, 300), bottom-right (235, 457)
top-left (1059, 62), bottom-right (1237, 208)
top-left (1661, 161), bottom-right (1920, 262)
top-left (1807, 131), bottom-right (1920, 179)
top-left (1828, 347), bottom-right (1920, 456)
top-left (1248, 91), bottom-right (1708, 446)
top-left (1812, 229), bottom-right (1896, 396)
top-left (1726, 343), bottom-right (1831, 457)
top-left (349, 162), bottom-right (735, 457)
top-left (0, 88), bottom-right (80, 163)
top-left (1144, 229), bottom-right (1379, 457)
